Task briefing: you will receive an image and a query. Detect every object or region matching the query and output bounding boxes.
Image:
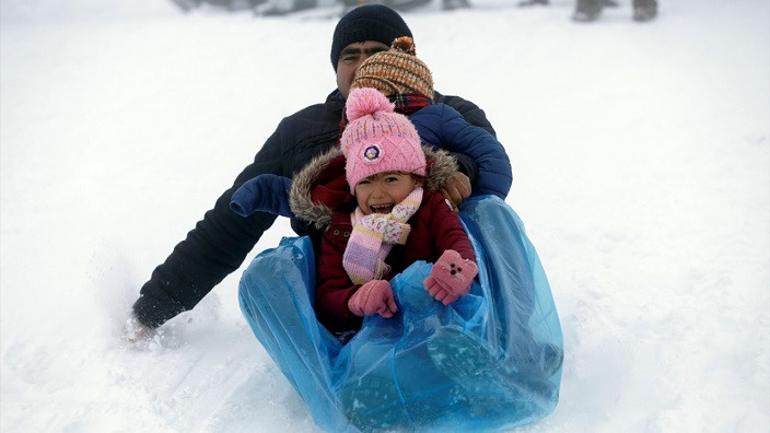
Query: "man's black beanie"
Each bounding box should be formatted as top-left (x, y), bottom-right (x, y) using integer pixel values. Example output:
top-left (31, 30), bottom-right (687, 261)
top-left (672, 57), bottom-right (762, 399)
top-left (330, 4), bottom-right (412, 70)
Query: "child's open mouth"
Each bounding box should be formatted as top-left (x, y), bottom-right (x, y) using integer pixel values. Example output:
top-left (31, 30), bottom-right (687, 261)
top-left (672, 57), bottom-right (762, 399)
top-left (369, 203), bottom-right (394, 214)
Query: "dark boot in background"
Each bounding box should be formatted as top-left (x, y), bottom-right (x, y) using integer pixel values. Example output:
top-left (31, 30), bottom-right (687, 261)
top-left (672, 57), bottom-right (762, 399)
top-left (170, 0), bottom-right (202, 12)
top-left (517, 0), bottom-right (549, 7)
top-left (572, 0), bottom-right (602, 22)
top-left (442, 0), bottom-right (471, 10)
top-left (632, 0), bottom-right (658, 21)
top-left (259, 0), bottom-right (317, 15)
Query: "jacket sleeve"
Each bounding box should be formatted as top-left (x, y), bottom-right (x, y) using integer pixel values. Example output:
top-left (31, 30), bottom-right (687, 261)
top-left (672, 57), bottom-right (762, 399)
top-left (314, 227), bottom-right (362, 333)
top-left (132, 123), bottom-right (287, 328)
top-left (413, 104), bottom-right (512, 199)
top-left (230, 174), bottom-right (294, 218)
top-left (450, 152), bottom-right (479, 187)
top-left (428, 194), bottom-right (477, 263)
top-left (431, 93), bottom-right (512, 195)
top-left (434, 92), bottom-right (496, 137)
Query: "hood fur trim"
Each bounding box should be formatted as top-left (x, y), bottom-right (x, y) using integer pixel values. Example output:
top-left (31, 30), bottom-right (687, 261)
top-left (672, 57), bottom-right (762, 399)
top-left (289, 145), bottom-right (458, 228)
top-left (422, 146), bottom-right (458, 192)
top-left (289, 148), bottom-right (342, 230)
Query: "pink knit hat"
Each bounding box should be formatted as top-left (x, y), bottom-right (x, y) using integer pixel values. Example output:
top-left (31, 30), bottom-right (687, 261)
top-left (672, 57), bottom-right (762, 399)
top-left (341, 88), bottom-right (426, 192)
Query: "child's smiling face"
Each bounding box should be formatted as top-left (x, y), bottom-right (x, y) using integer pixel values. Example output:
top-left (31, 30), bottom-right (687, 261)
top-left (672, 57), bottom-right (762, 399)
top-left (354, 171), bottom-right (420, 215)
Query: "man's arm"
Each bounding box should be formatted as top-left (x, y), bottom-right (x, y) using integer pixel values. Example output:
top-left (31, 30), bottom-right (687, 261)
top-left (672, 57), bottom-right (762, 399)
top-left (435, 104), bottom-right (512, 199)
top-left (434, 92), bottom-right (496, 137)
top-left (132, 125), bottom-right (287, 328)
top-left (431, 92), bottom-right (501, 204)
top-left (433, 91), bottom-right (497, 184)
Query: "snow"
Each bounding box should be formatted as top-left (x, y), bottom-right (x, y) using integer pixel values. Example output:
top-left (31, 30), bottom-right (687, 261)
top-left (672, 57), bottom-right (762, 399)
top-left (1, 0), bottom-right (768, 432)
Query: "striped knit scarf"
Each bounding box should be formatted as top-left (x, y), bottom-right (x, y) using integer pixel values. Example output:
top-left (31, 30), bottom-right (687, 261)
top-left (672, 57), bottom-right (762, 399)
top-left (342, 187), bottom-right (424, 285)
top-left (389, 93), bottom-right (432, 116)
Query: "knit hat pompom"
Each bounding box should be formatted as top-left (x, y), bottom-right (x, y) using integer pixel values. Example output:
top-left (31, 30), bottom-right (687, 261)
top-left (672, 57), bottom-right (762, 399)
top-left (391, 36), bottom-right (416, 55)
top-left (345, 88), bottom-right (395, 124)
top-left (350, 36), bottom-right (433, 98)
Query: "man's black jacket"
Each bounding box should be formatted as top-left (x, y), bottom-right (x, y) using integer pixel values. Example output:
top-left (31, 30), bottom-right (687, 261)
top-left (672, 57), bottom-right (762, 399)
top-left (133, 89), bottom-right (496, 328)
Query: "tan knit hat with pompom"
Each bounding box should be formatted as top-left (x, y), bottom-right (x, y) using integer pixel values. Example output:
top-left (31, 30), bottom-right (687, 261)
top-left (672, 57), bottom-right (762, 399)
top-left (351, 36), bottom-right (434, 99)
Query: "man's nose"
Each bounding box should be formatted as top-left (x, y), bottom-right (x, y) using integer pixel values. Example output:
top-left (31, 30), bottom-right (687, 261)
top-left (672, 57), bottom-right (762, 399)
top-left (358, 47), bottom-right (385, 67)
top-left (361, 51), bottom-right (377, 62)
top-left (353, 55), bottom-right (373, 72)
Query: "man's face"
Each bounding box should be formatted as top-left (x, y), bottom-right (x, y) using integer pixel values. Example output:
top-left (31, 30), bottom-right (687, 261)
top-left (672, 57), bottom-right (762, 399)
top-left (336, 40), bottom-right (390, 98)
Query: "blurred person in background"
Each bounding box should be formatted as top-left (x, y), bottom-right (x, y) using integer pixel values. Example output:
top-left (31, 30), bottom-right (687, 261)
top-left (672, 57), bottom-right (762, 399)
top-left (518, 0), bottom-right (619, 7)
top-left (170, 0), bottom-right (265, 12)
top-left (573, 0), bottom-right (657, 22)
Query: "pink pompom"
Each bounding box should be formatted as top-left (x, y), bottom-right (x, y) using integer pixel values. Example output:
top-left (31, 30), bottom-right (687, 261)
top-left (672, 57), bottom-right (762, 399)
top-left (346, 88), bottom-right (394, 121)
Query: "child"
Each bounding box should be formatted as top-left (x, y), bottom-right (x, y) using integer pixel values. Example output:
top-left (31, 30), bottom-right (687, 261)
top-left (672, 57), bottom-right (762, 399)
top-left (310, 87), bottom-right (479, 335)
top-left (349, 36), bottom-right (512, 201)
top-left (348, 38), bottom-right (563, 379)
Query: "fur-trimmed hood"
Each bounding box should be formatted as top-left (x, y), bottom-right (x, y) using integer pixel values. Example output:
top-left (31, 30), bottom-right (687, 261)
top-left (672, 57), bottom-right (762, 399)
top-left (289, 146), bottom-right (458, 229)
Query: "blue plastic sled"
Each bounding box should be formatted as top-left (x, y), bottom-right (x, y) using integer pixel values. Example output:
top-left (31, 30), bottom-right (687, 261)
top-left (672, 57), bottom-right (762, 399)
top-left (239, 195), bottom-right (563, 433)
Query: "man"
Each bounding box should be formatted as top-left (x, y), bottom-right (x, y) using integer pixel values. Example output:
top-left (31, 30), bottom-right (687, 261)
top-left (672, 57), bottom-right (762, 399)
top-left (127, 4), bottom-right (497, 339)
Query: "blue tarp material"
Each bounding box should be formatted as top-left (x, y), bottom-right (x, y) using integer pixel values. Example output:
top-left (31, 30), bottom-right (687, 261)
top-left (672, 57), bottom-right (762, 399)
top-left (239, 196), bottom-right (563, 433)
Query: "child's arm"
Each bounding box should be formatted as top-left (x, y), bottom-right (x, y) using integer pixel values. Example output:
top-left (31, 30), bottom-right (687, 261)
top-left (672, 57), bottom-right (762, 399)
top-left (314, 227), bottom-right (362, 332)
top-left (428, 193), bottom-right (476, 263)
top-left (425, 250), bottom-right (479, 305)
top-left (411, 104), bottom-right (513, 200)
top-left (424, 193), bottom-right (479, 304)
top-left (348, 280), bottom-right (397, 319)
top-left (314, 221), bottom-right (399, 331)
top-left (434, 92), bottom-right (496, 137)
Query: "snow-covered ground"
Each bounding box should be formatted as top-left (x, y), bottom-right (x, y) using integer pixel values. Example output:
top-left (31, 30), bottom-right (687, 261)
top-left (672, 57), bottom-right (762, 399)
top-left (1, 0), bottom-right (768, 432)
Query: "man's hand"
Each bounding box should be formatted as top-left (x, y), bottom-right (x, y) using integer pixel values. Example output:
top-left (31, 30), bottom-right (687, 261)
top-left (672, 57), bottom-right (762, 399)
top-left (123, 315), bottom-right (156, 346)
top-left (441, 172), bottom-right (472, 211)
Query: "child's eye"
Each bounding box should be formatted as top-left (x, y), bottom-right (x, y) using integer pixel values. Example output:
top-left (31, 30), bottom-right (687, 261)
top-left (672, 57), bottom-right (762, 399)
top-left (385, 176), bottom-right (399, 183)
top-left (358, 179), bottom-right (371, 185)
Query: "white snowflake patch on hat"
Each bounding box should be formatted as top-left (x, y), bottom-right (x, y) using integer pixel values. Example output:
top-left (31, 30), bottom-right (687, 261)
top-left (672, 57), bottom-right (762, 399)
top-left (362, 144), bottom-right (383, 163)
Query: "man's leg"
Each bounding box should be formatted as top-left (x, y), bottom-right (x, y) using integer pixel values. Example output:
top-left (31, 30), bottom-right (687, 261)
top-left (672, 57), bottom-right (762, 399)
top-left (632, 0), bottom-right (658, 21)
top-left (518, 0), bottom-right (549, 7)
top-left (572, 0), bottom-right (603, 22)
top-left (169, 0), bottom-right (202, 12)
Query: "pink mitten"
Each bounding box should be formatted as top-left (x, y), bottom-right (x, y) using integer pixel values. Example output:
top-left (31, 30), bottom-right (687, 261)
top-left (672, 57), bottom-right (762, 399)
top-left (423, 249), bottom-right (479, 305)
top-left (347, 280), bottom-right (398, 318)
